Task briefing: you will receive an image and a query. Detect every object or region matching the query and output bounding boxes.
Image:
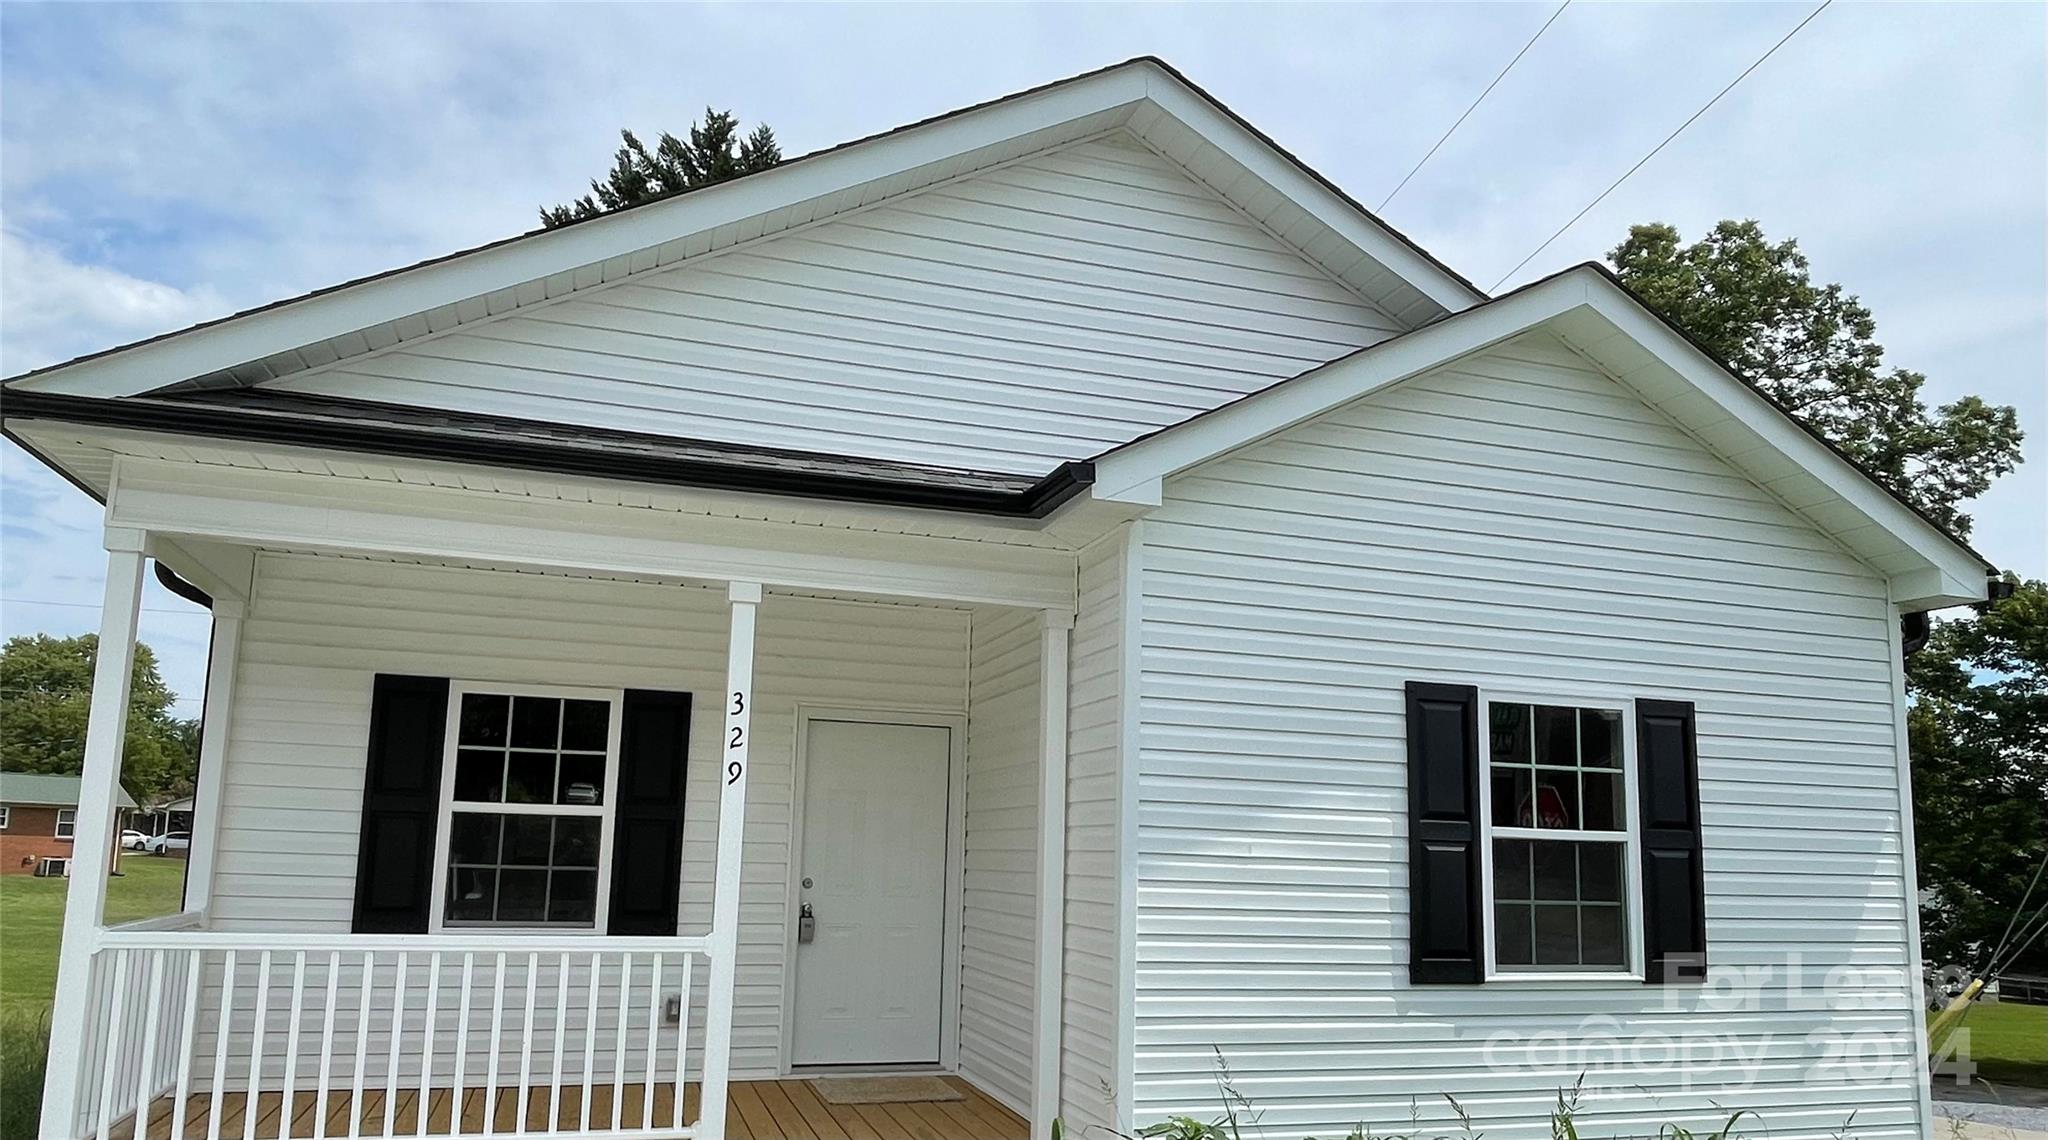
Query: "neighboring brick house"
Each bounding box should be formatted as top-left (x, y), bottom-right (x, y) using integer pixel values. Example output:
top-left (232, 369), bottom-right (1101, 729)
top-left (0, 772), bottom-right (136, 875)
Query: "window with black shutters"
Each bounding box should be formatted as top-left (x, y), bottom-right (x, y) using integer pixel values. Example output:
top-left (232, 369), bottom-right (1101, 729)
top-left (1479, 696), bottom-right (1641, 976)
top-left (432, 684), bottom-right (622, 931)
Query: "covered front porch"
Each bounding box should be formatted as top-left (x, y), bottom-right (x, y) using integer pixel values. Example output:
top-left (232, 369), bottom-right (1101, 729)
top-left (40, 442), bottom-right (1115, 1140)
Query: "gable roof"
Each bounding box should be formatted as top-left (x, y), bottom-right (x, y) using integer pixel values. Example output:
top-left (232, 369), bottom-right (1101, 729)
top-left (4, 56), bottom-right (1484, 400)
top-left (1088, 262), bottom-right (1991, 610)
top-left (0, 60), bottom-right (1991, 610)
top-left (0, 772), bottom-right (138, 810)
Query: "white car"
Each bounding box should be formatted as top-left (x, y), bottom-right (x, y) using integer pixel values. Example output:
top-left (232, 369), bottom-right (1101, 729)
top-left (144, 831), bottom-right (190, 855)
top-left (119, 830), bottom-right (149, 851)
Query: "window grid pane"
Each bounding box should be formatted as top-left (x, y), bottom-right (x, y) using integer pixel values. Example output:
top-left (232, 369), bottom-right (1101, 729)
top-left (447, 811), bottom-right (602, 926)
top-left (1492, 837), bottom-right (1628, 969)
top-left (450, 694), bottom-right (610, 809)
top-left (445, 691), bottom-right (614, 929)
top-left (1487, 700), bottom-right (1632, 972)
top-left (1488, 703), bottom-right (1626, 834)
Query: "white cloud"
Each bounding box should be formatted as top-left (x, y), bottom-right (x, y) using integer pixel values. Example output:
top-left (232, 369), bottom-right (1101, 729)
top-left (0, 229), bottom-right (228, 375)
top-left (0, 228), bottom-right (227, 711)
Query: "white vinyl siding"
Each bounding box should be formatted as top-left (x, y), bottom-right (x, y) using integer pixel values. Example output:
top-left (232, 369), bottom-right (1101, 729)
top-left (961, 607), bottom-right (1042, 1113)
top-left (272, 132), bottom-right (1402, 475)
top-left (209, 551), bottom-right (970, 1079)
top-left (1132, 333), bottom-right (1917, 1140)
top-left (1060, 536), bottom-right (1128, 1135)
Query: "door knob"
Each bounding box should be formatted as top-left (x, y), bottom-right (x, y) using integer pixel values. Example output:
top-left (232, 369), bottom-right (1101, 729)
top-left (798, 902), bottom-right (816, 944)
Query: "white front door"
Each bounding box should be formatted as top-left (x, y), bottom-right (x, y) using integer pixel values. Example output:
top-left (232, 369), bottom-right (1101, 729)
top-left (791, 719), bottom-right (952, 1066)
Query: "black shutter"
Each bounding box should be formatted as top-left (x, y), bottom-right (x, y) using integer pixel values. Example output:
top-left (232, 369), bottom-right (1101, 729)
top-left (1406, 681), bottom-right (1483, 984)
top-left (351, 674), bottom-right (450, 933)
top-left (608, 689), bottom-right (692, 935)
top-left (1636, 698), bottom-right (1707, 983)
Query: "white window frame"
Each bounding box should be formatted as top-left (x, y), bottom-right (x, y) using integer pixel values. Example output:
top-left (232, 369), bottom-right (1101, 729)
top-left (1476, 688), bottom-right (1645, 982)
top-left (54, 807), bottom-right (75, 840)
top-left (427, 680), bottom-right (626, 935)
top-left (0, 805), bottom-right (10, 829)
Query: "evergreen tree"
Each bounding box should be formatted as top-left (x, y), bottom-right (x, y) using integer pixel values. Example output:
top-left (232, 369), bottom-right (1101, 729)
top-left (543, 109), bottom-right (781, 228)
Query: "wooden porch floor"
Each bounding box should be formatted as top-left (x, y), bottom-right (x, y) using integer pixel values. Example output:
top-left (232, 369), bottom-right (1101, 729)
top-left (111, 1076), bottom-right (1027, 1140)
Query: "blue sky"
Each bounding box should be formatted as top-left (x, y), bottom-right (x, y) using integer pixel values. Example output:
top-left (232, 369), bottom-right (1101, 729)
top-left (4, 2), bottom-right (2043, 712)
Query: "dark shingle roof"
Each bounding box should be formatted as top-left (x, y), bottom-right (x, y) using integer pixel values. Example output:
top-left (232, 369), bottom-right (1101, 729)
top-left (2, 387), bottom-right (1092, 517)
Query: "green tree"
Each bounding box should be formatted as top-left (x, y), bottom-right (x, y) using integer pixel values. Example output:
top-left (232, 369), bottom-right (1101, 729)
top-left (0, 633), bottom-right (198, 805)
top-left (542, 108), bottom-right (781, 228)
top-left (1907, 579), bottom-right (2048, 975)
top-left (1609, 220), bottom-right (2023, 538)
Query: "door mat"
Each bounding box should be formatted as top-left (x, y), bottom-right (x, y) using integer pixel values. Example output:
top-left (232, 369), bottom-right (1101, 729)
top-left (810, 1076), bottom-right (965, 1105)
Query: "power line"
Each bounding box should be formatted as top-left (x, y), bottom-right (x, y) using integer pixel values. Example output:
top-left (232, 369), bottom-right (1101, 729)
top-left (1380, 0), bottom-right (1571, 212)
top-left (1488, 0), bottom-right (1834, 291)
top-left (1991, 905), bottom-right (2048, 980)
top-left (1980, 847), bottom-right (2048, 977)
top-left (2, 597), bottom-right (210, 618)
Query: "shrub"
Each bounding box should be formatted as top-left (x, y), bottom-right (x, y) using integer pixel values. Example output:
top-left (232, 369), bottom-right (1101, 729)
top-left (0, 1006), bottom-right (50, 1139)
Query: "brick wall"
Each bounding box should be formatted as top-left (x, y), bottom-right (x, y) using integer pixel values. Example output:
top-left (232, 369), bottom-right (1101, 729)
top-left (0, 804), bottom-right (128, 875)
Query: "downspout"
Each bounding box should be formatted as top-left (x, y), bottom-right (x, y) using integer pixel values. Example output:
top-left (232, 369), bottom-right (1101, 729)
top-left (1900, 573), bottom-right (2014, 661)
top-left (151, 560), bottom-right (212, 915)
top-left (153, 561), bottom-right (213, 609)
top-left (1900, 612), bottom-right (1931, 659)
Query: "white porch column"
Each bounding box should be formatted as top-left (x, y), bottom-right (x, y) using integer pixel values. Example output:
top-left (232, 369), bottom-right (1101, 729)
top-left (40, 527), bottom-right (148, 1140)
top-left (698, 580), bottom-right (760, 1140)
top-left (1032, 609), bottom-right (1073, 1140)
top-left (181, 597), bottom-right (245, 917)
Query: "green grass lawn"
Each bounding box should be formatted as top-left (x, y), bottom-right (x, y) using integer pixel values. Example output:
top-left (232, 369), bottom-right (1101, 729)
top-left (0, 856), bottom-right (187, 1137)
top-left (0, 855), bottom-right (189, 1016)
top-left (1932, 998), bottom-right (2048, 1090)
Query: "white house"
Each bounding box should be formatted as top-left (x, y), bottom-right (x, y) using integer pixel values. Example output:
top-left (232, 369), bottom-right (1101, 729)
top-left (4, 57), bottom-right (1987, 1140)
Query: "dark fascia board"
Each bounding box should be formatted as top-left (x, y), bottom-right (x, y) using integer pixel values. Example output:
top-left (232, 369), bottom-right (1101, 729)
top-left (1, 390), bottom-right (1094, 519)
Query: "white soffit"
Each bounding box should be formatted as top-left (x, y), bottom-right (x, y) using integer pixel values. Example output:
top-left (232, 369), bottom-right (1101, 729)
top-left (5, 58), bottom-right (1480, 400)
top-left (1089, 265), bottom-right (1989, 610)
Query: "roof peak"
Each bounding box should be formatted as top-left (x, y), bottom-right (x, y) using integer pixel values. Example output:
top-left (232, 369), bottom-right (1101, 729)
top-left (7, 56), bottom-right (1481, 398)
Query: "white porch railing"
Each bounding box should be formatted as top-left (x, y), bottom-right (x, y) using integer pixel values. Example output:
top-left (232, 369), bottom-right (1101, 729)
top-left (77, 930), bottom-right (710, 1140)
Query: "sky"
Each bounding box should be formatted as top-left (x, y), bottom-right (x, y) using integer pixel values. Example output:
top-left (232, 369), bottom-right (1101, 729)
top-left (2, 1), bottom-right (2043, 713)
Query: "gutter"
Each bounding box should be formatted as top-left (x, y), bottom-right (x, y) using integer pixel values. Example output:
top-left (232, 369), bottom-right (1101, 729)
top-left (1, 389), bottom-right (1094, 519)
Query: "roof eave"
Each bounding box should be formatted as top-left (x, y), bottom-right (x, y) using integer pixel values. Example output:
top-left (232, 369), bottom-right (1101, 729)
top-left (1089, 264), bottom-right (1990, 610)
top-left (2, 390), bottom-right (1094, 519)
top-left (5, 56), bottom-right (1478, 400)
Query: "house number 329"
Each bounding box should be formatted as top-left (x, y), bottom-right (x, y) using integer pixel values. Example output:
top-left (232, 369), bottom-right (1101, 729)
top-left (725, 690), bottom-right (748, 785)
